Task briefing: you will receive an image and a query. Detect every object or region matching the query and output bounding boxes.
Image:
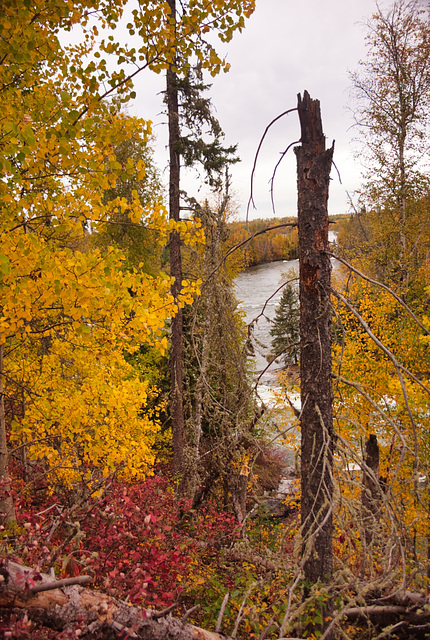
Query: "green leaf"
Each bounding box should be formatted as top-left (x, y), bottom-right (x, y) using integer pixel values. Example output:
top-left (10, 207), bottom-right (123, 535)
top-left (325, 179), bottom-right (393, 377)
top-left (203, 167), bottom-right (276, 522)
top-left (0, 254), bottom-right (10, 276)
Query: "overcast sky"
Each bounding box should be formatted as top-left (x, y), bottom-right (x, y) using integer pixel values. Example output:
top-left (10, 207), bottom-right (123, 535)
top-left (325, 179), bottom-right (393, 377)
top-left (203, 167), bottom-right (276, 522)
top-left (130, 0), bottom-right (385, 220)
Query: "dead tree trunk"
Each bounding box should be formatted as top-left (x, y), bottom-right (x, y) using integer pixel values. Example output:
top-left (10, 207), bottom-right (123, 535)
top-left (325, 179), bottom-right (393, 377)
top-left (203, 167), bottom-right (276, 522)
top-left (295, 91), bottom-right (334, 590)
top-left (361, 433), bottom-right (380, 545)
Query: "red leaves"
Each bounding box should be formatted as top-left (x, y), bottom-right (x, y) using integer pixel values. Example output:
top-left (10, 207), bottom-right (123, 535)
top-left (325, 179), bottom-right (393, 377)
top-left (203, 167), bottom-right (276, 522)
top-left (15, 568), bottom-right (43, 591)
top-left (83, 476), bottom-right (192, 607)
top-left (80, 476), bottom-right (241, 608)
top-left (3, 468), bottom-right (242, 614)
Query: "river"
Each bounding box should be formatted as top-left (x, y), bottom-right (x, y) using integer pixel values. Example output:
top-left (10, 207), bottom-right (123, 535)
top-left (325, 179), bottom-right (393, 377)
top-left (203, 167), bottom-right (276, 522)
top-left (233, 232), bottom-right (338, 403)
top-left (234, 258), bottom-right (298, 393)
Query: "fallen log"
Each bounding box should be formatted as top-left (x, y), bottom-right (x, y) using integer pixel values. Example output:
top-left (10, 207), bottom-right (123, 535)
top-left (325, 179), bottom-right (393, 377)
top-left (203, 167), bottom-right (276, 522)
top-left (342, 592), bottom-right (430, 636)
top-left (0, 559), bottom-right (230, 639)
top-left (3, 559), bottom-right (430, 639)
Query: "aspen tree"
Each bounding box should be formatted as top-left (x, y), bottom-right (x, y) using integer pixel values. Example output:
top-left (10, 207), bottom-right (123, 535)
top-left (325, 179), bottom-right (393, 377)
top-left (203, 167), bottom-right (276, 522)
top-left (0, 1), bottom-right (202, 496)
top-left (351, 0), bottom-right (430, 288)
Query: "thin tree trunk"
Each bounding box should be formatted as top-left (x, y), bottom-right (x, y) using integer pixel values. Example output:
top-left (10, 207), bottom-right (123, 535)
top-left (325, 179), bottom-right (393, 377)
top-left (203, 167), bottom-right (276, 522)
top-left (230, 466), bottom-right (248, 523)
top-left (361, 433), bottom-right (380, 546)
top-left (0, 344), bottom-right (16, 524)
top-left (166, 0), bottom-right (185, 484)
top-left (190, 307), bottom-right (210, 500)
top-left (427, 489), bottom-right (430, 593)
top-left (295, 91), bottom-right (334, 594)
top-left (398, 126), bottom-right (408, 288)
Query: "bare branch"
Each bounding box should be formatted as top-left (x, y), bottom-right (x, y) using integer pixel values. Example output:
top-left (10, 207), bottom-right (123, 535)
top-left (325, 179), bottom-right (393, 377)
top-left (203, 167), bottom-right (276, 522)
top-left (270, 140), bottom-right (300, 214)
top-left (328, 252), bottom-right (430, 336)
top-left (29, 575), bottom-right (92, 593)
top-left (247, 109), bottom-right (298, 220)
top-left (215, 592), bottom-right (229, 633)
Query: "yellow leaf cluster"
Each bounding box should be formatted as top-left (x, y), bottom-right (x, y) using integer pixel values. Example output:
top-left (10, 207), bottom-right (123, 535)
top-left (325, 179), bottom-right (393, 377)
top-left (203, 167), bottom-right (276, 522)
top-left (333, 274), bottom-right (430, 576)
top-left (0, 0), bottom-right (204, 487)
top-left (126, 0), bottom-right (256, 77)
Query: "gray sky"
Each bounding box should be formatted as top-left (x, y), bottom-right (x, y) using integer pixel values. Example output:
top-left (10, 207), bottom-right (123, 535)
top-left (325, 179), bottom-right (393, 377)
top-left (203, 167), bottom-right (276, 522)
top-left (130, 0), bottom-right (382, 220)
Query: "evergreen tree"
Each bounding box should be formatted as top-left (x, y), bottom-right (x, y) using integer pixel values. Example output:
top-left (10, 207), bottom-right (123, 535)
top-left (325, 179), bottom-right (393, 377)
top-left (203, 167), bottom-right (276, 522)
top-left (269, 283), bottom-right (300, 367)
top-left (165, 48), bottom-right (242, 487)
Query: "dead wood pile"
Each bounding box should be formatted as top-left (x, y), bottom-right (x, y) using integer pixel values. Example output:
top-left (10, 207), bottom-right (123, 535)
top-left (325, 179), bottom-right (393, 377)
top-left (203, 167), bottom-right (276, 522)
top-left (0, 559), bottom-right (230, 639)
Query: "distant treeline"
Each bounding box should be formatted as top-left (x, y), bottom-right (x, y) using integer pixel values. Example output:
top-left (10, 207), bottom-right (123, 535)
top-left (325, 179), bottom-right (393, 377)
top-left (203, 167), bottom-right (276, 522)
top-left (227, 217), bottom-right (299, 268)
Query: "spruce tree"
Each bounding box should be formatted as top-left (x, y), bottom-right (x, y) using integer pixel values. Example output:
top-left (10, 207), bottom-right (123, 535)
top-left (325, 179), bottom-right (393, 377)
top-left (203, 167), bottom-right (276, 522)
top-left (269, 283), bottom-right (300, 367)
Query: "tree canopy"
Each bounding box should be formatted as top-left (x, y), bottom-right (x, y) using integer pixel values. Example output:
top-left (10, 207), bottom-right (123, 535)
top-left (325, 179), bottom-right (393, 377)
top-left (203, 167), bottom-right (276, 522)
top-left (0, 0), bottom-right (203, 489)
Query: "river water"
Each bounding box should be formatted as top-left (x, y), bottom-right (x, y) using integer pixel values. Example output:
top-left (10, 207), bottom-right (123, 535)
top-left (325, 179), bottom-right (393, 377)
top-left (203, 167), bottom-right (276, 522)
top-left (233, 232), bottom-right (338, 404)
top-left (234, 258), bottom-right (299, 393)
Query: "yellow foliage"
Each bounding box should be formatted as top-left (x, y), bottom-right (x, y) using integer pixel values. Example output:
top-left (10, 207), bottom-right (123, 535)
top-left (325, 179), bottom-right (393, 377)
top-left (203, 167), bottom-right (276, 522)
top-left (0, 0), bottom-right (208, 487)
top-left (9, 336), bottom-right (159, 486)
top-left (333, 273), bottom-right (430, 580)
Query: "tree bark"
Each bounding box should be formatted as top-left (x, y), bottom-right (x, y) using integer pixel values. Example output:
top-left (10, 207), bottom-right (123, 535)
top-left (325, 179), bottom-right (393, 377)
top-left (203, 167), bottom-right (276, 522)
top-left (361, 433), bottom-right (380, 545)
top-left (295, 91), bottom-right (334, 590)
top-left (166, 0), bottom-right (185, 484)
top-left (0, 344), bottom-right (16, 524)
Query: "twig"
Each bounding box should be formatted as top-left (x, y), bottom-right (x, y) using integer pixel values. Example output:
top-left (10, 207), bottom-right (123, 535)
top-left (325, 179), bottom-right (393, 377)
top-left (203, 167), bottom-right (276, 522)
top-left (258, 614), bottom-right (279, 640)
top-left (231, 583), bottom-right (258, 638)
top-left (270, 140), bottom-right (300, 214)
top-left (46, 524), bottom-right (80, 570)
top-left (215, 592), bottom-right (229, 633)
top-left (151, 603), bottom-right (177, 619)
top-left (247, 109), bottom-right (297, 220)
top-left (182, 604), bottom-right (200, 622)
top-left (203, 222), bottom-right (297, 289)
top-left (332, 288), bottom-right (430, 397)
top-left (373, 620), bottom-right (408, 640)
top-left (29, 574), bottom-right (92, 593)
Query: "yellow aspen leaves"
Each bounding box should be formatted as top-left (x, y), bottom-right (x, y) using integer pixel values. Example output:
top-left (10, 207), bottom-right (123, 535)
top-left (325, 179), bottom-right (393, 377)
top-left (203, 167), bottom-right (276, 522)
top-left (0, 0), bottom-right (255, 488)
top-left (333, 275), bottom-right (430, 553)
top-left (0, 0), bottom-right (205, 487)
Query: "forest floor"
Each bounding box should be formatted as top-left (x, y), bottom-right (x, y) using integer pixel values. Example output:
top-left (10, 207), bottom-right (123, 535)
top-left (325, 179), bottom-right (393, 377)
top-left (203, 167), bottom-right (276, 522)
top-left (0, 454), bottom-right (300, 639)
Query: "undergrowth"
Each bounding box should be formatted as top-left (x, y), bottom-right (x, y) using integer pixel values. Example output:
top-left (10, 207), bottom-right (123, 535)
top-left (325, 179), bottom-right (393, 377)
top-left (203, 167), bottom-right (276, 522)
top-left (0, 461), bottom-right (297, 639)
